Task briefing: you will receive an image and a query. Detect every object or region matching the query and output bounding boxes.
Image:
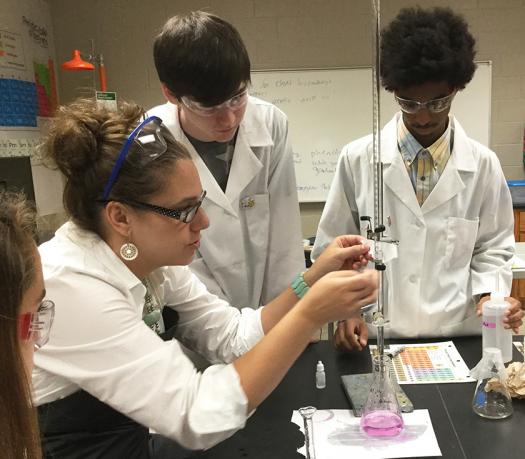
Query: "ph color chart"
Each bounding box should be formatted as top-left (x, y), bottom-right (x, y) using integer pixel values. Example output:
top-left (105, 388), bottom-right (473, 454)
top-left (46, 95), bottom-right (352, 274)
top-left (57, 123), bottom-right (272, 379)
top-left (370, 342), bottom-right (474, 385)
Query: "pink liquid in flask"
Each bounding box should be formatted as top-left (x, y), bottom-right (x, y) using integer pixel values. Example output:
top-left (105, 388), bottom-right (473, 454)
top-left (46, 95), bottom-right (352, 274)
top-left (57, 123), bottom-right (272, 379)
top-left (361, 410), bottom-right (404, 437)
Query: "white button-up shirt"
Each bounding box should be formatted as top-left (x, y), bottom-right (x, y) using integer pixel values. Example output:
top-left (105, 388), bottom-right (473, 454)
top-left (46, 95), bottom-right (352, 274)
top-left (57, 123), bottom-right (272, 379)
top-left (33, 222), bottom-right (265, 450)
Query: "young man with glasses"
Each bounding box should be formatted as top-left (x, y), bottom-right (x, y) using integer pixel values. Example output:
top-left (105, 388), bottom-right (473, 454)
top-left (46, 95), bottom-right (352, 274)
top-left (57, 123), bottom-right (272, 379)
top-left (313, 6), bottom-right (523, 348)
top-left (149, 11), bottom-right (305, 313)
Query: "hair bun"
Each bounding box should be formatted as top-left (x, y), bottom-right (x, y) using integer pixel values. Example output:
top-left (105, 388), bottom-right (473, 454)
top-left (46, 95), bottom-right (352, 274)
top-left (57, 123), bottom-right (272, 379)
top-left (45, 103), bottom-right (106, 179)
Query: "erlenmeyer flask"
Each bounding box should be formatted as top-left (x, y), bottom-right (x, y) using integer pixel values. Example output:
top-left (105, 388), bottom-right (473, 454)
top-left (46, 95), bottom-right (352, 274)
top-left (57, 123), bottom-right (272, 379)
top-left (471, 347), bottom-right (513, 419)
top-left (360, 354), bottom-right (404, 437)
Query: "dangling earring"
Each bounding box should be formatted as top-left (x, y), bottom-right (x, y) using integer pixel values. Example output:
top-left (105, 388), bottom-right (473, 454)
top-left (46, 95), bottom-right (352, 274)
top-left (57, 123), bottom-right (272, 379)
top-left (120, 240), bottom-right (138, 261)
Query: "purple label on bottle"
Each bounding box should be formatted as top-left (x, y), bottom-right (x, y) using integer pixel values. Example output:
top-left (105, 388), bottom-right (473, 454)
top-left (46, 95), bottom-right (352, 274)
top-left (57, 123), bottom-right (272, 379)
top-left (482, 321), bottom-right (496, 329)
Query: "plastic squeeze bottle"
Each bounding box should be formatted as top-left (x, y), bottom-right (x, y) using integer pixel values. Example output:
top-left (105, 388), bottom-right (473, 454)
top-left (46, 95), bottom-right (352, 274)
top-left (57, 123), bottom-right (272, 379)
top-left (482, 292), bottom-right (513, 363)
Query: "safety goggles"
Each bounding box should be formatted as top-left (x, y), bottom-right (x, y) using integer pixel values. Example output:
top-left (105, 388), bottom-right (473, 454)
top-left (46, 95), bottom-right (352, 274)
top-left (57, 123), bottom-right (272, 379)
top-left (180, 89), bottom-right (248, 117)
top-left (102, 116), bottom-right (167, 200)
top-left (394, 91), bottom-right (456, 114)
top-left (18, 299), bottom-right (55, 348)
top-left (119, 190), bottom-right (206, 224)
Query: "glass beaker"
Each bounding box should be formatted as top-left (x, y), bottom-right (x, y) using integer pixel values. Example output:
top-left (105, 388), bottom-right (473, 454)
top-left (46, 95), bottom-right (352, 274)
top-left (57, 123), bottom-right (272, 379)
top-left (471, 347), bottom-right (513, 419)
top-left (360, 354), bottom-right (404, 437)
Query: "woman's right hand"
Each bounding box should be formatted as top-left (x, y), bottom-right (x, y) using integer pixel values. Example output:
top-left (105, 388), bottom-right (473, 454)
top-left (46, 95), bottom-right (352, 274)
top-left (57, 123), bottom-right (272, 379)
top-left (305, 235), bottom-right (372, 286)
top-left (296, 269), bottom-right (378, 327)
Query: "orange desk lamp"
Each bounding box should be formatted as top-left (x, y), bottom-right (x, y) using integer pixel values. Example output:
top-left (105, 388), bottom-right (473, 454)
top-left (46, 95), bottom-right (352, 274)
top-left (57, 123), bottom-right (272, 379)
top-left (61, 40), bottom-right (107, 91)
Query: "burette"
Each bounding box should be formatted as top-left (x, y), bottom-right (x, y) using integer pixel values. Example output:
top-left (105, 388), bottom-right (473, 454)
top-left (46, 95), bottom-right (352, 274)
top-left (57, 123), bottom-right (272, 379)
top-left (361, 0), bottom-right (397, 358)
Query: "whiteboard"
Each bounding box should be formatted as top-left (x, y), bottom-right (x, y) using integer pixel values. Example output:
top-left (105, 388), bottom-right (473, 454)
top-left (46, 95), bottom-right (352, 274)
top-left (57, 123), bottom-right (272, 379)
top-left (251, 63), bottom-right (491, 202)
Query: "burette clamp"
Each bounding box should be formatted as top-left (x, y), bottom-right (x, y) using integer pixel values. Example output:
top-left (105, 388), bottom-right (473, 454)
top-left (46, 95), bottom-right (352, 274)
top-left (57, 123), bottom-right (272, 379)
top-left (360, 216), bottom-right (398, 269)
top-left (360, 216), bottom-right (374, 239)
top-left (360, 216), bottom-right (387, 240)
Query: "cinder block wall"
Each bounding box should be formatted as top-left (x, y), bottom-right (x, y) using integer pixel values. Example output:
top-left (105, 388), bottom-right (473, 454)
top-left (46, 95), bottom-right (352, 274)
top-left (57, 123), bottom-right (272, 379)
top-left (50, 0), bottom-right (525, 237)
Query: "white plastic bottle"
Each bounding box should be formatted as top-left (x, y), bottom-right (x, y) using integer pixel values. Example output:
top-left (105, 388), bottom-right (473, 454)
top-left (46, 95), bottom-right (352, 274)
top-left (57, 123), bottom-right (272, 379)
top-left (482, 293), bottom-right (513, 363)
top-left (316, 360), bottom-right (326, 389)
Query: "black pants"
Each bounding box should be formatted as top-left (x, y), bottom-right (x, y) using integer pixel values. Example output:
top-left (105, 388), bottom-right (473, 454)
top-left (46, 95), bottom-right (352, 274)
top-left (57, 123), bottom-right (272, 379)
top-left (38, 310), bottom-right (188, 458)
top-left (39, 389), bottom-right (191, 458)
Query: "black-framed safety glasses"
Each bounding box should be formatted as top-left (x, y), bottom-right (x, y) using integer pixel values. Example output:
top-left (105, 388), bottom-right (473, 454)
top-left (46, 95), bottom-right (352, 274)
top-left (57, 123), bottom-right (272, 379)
top-left (102, 116), bottom-right (167, 200)
top-left (118, 190), bottom-right (206, 224)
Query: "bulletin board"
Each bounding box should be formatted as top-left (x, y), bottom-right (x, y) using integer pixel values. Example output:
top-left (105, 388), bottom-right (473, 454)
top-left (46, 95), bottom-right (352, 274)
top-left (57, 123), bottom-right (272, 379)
top-left (251, 63), bottom-right (492, 202)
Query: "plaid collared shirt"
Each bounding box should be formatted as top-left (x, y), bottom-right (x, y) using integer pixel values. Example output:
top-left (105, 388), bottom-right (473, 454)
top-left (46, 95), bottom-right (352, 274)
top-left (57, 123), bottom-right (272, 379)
top-left (397, 116), bottom-right (453, 205)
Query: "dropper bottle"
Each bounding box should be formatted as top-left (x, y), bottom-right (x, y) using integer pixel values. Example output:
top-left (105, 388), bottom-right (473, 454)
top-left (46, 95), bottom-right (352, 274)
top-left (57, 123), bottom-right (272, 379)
top-left (315, 360), bottom-right (326, 389)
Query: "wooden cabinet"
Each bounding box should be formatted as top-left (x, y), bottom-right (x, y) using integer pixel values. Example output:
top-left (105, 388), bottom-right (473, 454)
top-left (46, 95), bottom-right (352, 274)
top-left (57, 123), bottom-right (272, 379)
top-left (511, 209), bottom-right (525, 300)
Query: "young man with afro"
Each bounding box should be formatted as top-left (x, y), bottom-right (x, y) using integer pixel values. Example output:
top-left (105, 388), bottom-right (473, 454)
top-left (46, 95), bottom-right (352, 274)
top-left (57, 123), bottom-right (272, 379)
top-left (313, 6), bottom-right (523, 349)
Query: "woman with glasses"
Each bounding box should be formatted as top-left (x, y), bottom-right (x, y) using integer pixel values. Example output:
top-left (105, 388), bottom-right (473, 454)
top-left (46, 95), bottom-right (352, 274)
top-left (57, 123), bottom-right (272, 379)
top-left (0, 191), bottom-right (54, 459)
top-left (313, 6), bottom-right (523, 348)
top-left (33, 99), bottom-right (377, 458)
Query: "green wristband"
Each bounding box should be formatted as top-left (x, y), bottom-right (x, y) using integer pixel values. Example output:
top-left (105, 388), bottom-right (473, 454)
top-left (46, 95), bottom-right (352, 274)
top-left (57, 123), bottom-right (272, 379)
top-left (291, 271), bottom-right (310, 299)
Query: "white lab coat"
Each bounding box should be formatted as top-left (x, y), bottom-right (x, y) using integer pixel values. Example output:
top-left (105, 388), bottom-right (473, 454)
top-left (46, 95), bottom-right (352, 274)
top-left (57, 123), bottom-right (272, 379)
top-left (313, 114), bottom-right (515, 338)
top-left (149, 97), bottom-right (305, 309)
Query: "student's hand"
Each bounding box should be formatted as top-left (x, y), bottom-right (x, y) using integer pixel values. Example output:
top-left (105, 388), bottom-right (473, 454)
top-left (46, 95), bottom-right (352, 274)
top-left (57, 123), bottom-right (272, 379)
top-left (334, 315), bottom-right (369, 352)
top-left (305, 235), bottom-right (372, 286)
top-left (502, 297), bottom-right (524, 332)
top-left (476, 296), bottom-right (524, 333)
top-left (298, 270), bottom-right (378, 327)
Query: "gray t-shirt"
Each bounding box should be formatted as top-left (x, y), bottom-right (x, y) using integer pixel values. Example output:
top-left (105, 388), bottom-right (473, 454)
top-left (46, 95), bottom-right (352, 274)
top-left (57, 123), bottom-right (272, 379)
top-left (187, 132), bottom-right (237, 192)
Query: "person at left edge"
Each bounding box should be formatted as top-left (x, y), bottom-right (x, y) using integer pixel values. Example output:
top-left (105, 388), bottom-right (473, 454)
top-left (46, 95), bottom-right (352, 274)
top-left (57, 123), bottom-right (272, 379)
top-left (0, 191), bottom-right (53, 459)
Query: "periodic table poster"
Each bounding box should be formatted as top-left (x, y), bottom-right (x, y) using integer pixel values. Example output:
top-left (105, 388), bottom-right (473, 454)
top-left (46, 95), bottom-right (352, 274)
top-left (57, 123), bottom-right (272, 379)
top-left (0, 0), bottom-right (64, 218)
top-left (0, 0), bottom-right (58, 130)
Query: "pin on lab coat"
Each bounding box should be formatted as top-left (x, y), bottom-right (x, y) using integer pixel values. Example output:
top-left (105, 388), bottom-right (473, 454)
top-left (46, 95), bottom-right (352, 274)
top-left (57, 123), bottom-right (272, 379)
top-left (313, 114), bottom-right (514, 338)
top-left (149, 97), bottom-right (305, 308)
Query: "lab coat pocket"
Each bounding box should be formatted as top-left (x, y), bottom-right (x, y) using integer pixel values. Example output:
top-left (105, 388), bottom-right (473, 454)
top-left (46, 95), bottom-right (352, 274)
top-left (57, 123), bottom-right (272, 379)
top-left (444, 217), bottom-right (479, 270)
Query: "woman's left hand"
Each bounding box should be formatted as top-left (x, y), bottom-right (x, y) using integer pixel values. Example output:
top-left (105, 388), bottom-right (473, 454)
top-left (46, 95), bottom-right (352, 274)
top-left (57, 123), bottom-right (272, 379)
top-left (305, 235), bottom-right (372, 286)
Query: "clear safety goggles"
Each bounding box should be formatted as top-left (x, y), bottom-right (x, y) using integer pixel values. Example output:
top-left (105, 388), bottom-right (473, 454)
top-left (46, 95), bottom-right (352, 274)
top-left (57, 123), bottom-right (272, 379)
top-left (18, 299), bottom-right (55, 348)
top-left (102, 116), bottom-right (168, 200)
top-left (394, 91), bottom-right (456, 114)
top-left (180, 89), bottom-right (249, 117)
